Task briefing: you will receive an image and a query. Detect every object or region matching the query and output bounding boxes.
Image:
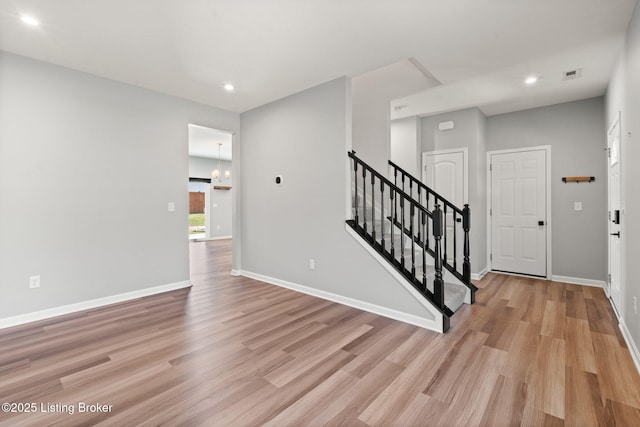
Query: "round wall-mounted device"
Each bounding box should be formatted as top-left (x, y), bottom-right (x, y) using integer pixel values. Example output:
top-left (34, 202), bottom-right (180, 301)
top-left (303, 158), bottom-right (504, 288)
top-left (275, 175), bottom-right (283, 185)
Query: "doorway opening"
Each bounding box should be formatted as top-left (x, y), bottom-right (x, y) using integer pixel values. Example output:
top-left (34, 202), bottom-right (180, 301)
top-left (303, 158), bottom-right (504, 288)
top-left (188, 124), bottom-right (233, 241)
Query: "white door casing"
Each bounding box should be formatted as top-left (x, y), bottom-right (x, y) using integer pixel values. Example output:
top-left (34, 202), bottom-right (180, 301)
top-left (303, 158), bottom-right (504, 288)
top-left (489, 148), bottom-right (549, 277)
top-left (422, 149), bottom-right (468, 267)
top-left (608, 113), bottom-right (622, 315)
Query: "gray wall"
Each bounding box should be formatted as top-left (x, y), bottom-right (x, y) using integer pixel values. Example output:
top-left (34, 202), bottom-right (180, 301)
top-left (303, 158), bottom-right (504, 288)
top-left (240, 77), bottom-right (435, 320)
top-left (421, 108), bottom-right (488, 275)
top-left (487, 97), bottom-right (607, 281)
top-left (189, 157), bottom-right (233, 238)
top-left (390, 116), bottom-right (421, 177)
top-left (0, 52), bottom-right (239, 319)
top-left (606, 2), bottom-right (640, 357)
top-left (352, 61), bottom-right (439, 176)
top-left (352, 76), bottom-right (390, 174)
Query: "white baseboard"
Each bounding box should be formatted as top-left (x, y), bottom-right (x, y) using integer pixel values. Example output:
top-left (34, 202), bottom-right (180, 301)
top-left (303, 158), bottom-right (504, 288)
top-left (550, 275), bottom-right (605, 288)
top-left (344, 225), bottom-right (444, 330)
top-left (471, 268), bottom-right (488, 281)
top-left (238, 270), bottom-right (442, 333)
top-left (619, 319), bottom-right (640, 376)
top-left (230, 269), bottom-right (242, 277)
top-left (0, 280), bottom-right (192, 330)
top-left (192, 235), bottom-right (232, 242)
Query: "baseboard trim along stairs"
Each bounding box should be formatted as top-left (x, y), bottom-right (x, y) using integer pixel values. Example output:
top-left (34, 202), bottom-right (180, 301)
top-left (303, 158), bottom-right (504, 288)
top-left (239, 268), bottom-right (442, 332)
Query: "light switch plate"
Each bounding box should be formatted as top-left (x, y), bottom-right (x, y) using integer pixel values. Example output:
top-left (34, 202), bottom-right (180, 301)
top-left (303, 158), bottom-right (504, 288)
top-left (574, 202), bottom-right (582, 211)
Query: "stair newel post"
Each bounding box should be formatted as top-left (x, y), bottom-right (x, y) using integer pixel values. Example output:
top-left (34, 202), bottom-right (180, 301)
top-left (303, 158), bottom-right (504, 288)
top-left (433, 204), bottom-right (445, 310)
top-left (390, 190), bottom-right (395, 259)
top-left (353, 160), bottom-right (359, 227)
top-left (422, 210), bottom-right (427, 292)
top-left (380, 180), bottom-right (385, 251)
top-left (410, 203), bottom-right (415, 277)
top-left (463, 203), bottom-right (471, 286)
top-left (362, 166), bottom-right (367, 234)
top-left (371, 172), bottom-right (376, 243)
top-left (400, 194), bottom-right (405, 269)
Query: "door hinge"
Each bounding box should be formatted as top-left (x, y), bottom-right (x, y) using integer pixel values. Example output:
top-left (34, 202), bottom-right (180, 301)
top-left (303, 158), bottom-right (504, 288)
top-left (490, 253), bottom-right (493, 261)
top-left (490, 163), bottom-right (492, 171)
top-left (489, 208), bottom-right (492, 216)
top-left (607, 147), bottom-right (611, 158)
top-left (608, 210), bottom-right (611, 221)
top-left (608, 273), bottom-right (612, 283)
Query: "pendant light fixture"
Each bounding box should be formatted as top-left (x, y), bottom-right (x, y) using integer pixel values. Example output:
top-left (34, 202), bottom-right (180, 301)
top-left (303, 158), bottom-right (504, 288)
top-left (212, 143), bottom-right (230, 183)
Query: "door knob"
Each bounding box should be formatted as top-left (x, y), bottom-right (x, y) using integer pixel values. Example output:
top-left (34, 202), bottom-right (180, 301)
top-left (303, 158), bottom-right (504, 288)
top-left (538, 220), bottom-right (545, 226)
top-left (610, 232), bottom-right (621, 237)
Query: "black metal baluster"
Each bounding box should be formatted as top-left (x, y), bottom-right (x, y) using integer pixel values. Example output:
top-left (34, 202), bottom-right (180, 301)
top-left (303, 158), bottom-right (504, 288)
top-left (400, 194), bottom-right (405, 268)
top-left (426, 201), bottom-right (430, 253)
top-left (443, 203), bottom-right (448, 264)
top-left (393, 169), bottom-right (398, 222)
top-left (362, 166), bottom-right (367, 234)
top-left (390, 190), bottom-right (395, 259)
top-left (409, 180), bottom-right (413, 205)
top-left (433, 204), bottom-right (444, 310)
top-left (410, 203), bottom-right (415, 277)
top-left (422, 210), bottom-right (427, 292)
top-left (417, 186), bottom-right (422, 242)
top-left (371, 172), bottom-right (376, 243)
top-left (380, 181), bottom-right (385, 251)
top-left (354, 160), bottom-right (359, 226)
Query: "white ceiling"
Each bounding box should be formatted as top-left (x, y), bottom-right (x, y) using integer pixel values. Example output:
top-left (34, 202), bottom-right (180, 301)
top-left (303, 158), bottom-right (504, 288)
top-left (188, 124), bottom-right (232, 160)
top-left (0, 0), bottom-right (636, 116)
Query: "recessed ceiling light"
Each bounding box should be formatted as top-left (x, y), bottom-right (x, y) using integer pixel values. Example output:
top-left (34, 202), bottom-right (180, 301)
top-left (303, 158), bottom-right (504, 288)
top-left (224, 83), bottom-right (235, 92)
top-left (20, 15), bottom-right (39, 27)
top-left (524, 76), bottom-right (538, 85)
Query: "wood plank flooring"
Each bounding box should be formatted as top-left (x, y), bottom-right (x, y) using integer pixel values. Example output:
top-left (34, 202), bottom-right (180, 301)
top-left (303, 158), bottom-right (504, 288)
top-left (1, 239), bottom-right (639, 426)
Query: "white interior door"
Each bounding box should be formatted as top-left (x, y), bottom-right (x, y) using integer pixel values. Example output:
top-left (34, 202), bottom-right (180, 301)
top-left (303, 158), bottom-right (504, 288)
top-left (423, 149), bottom-right (467, 266)
top-left (490, 149), bottom-right (547, 276)
top-left (608, 115), bottom-right (622, 314)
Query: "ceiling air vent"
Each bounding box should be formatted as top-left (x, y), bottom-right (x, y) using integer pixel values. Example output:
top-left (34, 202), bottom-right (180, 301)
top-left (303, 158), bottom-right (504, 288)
top-left (562, 69), bottom-right (582, 80)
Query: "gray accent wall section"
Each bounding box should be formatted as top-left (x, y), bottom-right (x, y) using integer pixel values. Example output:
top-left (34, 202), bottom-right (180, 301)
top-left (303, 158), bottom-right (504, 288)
top-left (240, 77), bottom-right (435, 320)
top-left (0, 51), bottom-right (239, 319)
top-left (607, 2), bottom-right (640, 361)
top-left (189, 157), bottom-right (233, 238)
top-left (421, 108), bottom-right (488, 275)
top-left (487, 97), bottom-right (607, 281)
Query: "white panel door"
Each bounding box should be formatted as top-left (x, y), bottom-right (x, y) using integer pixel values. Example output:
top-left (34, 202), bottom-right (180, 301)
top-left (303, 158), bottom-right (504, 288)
top-left (491, 150), bottom-right (546, 276)
top-left (608, 115), bottom-right (622, 314)
top-left (423, 150), bottom-right (466, 266)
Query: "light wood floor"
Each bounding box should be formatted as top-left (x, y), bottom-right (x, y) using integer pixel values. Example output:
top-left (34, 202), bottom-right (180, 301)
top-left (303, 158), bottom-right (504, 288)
top-left (1, 239), bottom-right (640, 426)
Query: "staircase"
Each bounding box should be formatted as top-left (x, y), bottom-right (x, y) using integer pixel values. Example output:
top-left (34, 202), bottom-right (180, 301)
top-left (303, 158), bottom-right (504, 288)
top-left (346, 151), bottom-right (477, 332)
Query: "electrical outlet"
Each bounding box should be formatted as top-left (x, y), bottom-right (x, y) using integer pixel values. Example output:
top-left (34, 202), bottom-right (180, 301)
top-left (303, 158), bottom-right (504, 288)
top-left (309, 259), bottom-right (315, 270)
top-left (574, 202), bottom-right (582, 211)
top-left (29, 275), bottom-right (40, 289)
top-left (168, 202), bottom-right (175, 212)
